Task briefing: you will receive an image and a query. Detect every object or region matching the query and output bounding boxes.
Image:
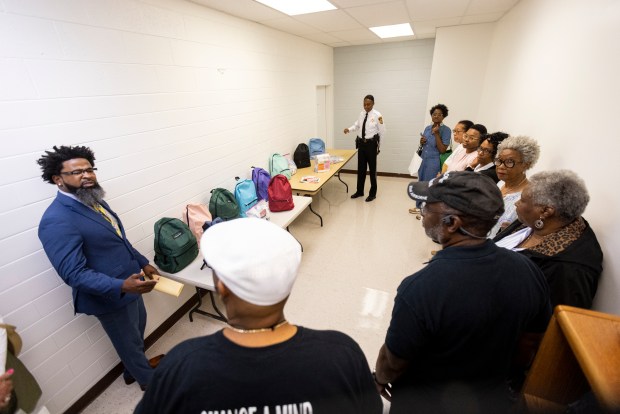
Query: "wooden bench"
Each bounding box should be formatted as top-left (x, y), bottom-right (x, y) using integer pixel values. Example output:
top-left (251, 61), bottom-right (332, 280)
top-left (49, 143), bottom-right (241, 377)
top-left (159, 195), bottom-right (312, 323)
top-left (522, 305), bottom-right (620, 413)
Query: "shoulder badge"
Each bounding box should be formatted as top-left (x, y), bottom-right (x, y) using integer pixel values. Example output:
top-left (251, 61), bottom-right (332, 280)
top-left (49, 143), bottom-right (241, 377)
top-left (378, 116), bottom-right (383, 124)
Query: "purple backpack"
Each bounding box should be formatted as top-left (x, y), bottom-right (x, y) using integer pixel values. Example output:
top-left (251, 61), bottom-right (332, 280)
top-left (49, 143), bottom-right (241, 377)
top-left (252, 167), bottom-right (271, 201)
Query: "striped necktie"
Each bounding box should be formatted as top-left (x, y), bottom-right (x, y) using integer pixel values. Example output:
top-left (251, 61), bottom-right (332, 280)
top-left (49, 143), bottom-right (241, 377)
top-left (93, 203), bottom-right (122, 237)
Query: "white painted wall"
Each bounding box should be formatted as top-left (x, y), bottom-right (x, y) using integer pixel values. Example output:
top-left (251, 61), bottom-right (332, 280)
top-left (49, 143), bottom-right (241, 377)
top-left (0, 0), bottom-right (332, 411)
top-left (425, 23), bottom-right (495, 128)
top-left (334, 40), bottom-right (435, 174)
top-left (427, 0), bottom-right (620, 315)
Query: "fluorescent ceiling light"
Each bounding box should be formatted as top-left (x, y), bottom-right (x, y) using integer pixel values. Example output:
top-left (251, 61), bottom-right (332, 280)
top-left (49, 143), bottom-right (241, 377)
top-left (255, 0), bottom-right (336, 16)
top-left (370, 23), bottom-right (414, 39)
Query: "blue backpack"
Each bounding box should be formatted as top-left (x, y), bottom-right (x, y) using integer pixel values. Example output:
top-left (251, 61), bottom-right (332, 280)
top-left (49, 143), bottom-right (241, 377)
top-left (252, 167), bottom-right (271, 201)
top-left (308, 138), bottom-right (325, 159)
top-left (269, 153), bottom-right (292, 179)
top-left (234, 179), bottom-right (258, 217)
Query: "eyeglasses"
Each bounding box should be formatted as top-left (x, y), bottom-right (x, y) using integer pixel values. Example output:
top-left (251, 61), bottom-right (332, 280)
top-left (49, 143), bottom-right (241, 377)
top-left (452, 129), bottom-right (464, 134)
top-left (60, 168), bottom-right (98, 176)
top-left (463, 134), bottom-right (479, 141)
top-left (421, 203), bottom-right (444, 215)
top-left (477, 147), bottom-right (493, 155)
top-left (494, 158), bottom-right (523, 168)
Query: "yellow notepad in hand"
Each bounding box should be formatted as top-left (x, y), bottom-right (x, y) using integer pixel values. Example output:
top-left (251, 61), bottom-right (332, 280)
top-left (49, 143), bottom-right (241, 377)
top-left (153, 276), bottom-right (184, 297)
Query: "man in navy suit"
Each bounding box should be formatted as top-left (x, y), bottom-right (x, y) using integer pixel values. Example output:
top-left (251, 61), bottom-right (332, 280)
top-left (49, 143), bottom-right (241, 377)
top-left (37, 145), bottom-right (161, 390)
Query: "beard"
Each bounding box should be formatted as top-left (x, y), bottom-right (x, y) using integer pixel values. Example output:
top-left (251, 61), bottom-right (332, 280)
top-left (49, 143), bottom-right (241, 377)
top-left (424, 220), bottom-right (444, 245)
top-left (64, 181), bottom-right (106, 206)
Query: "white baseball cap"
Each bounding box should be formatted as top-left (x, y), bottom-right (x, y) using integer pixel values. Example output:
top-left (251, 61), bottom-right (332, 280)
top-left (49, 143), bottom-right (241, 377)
top-left (200, 218), bottom-right (302, 306)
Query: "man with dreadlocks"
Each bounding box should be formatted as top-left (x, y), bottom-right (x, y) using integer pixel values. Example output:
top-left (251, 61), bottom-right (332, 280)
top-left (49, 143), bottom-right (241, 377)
top-left (37, 145), bottom-right (163, 391)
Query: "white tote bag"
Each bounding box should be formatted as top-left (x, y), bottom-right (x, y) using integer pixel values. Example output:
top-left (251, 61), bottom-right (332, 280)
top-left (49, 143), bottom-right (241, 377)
top-left (408, 152), bottom-right (422, 177)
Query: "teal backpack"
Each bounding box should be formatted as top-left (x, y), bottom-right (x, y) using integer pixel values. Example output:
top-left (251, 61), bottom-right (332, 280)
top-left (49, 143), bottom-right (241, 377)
top-left (154, 218), bottom-right (198, 273)
top-left (269, 153), bottom-right (292, 179)
top-left (234, 179), bottom-right (258, 217)
top-left (209, 188), bottom-right (240, 221)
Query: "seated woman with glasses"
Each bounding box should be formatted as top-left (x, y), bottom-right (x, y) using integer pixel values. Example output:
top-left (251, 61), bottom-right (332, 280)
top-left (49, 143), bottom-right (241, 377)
top-left (489, 135), bottom-right (540, 237)
top-left (465, 131), bottom-right (508, 183)
top-left (494, 170), bottom-right (602, 309)
top-left (441, 124), bottom-right (487, 173)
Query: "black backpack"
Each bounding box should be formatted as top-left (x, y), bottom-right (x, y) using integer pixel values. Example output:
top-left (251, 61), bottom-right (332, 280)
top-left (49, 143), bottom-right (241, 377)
top-left (154, 218), bottom-right (198, 273)
top-left (293, 143), bottom-right (311, 168)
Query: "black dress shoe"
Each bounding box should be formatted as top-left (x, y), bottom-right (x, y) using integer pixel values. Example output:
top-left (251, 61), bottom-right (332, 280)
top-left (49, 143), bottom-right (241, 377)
top-left (124, 376), bottom-right (136, 385)
top-left (351, 193), bottom-right (363, 199)
top-left (365, 196), bottom-right (376, 202)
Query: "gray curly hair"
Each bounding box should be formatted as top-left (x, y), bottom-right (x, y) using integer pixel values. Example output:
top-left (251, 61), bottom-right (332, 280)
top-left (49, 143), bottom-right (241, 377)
top-left (496, 135), bottom-right (540, 169)
top-left (528, 170), bottom-right (590, 222)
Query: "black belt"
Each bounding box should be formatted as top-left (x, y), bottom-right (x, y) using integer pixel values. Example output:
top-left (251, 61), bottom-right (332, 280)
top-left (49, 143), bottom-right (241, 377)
top-left (357, 136), bottom-right (378, 143)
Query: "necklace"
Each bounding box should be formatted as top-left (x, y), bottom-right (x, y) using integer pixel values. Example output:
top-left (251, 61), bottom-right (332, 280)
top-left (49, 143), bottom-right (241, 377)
top-left (502, 177), bottom-right (528, 195)
top-left (520, 231), bottom-right (545, 248)
top-left (227, 320), bottom-right (289, 334)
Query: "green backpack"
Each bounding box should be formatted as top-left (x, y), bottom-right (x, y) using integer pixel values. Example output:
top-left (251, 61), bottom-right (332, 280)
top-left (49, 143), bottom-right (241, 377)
top-left (269, 153), bottom-right (292, 179)
top-left (209, 188), bottom-right (240, 221)
top-left (154, 218), bottom-right (198, 273)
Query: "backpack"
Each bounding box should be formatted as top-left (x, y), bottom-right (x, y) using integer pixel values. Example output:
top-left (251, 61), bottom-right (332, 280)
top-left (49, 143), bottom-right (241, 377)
top-left (268, 174), bottom-right (294, 212)
top-left (269, 153), bottom-right (291, 179)
top-left (293, 143), bottom-right (311, 168)
top-left (252, 167), bottom-right (271, 201)
top-left (183, 203), bottom-right (212, 246)
top-left (234, 179), bottom-right (258, 217)
top-left (154, 218), bottom-right (199, 273)
top-left (308, 138), bottom-right (325, 158)
top-left (287, 158), bottom-right (297, 175)
top-left (209, 188), bottom-right (240, 221)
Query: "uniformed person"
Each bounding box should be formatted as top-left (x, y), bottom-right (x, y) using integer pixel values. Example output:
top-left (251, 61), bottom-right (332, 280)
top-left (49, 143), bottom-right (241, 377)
top-left (344, 94), bottom-right (386, 202)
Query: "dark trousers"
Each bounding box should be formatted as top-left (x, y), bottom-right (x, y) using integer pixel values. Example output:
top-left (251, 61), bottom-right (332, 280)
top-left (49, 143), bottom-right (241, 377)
top-left (356, 139), bottom-right (378, 197)
top-left (97, 296), bottom-right (153, 386)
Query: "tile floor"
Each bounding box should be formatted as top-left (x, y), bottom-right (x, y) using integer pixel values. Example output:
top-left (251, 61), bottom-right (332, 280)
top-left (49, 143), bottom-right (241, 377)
top-left (83, 173), bottom-right (437, 413)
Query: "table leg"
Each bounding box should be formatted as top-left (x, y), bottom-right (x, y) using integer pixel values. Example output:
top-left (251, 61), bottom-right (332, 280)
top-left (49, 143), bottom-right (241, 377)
top-left (337, 171), bottom-right (349, 193)
top-left (188, 287), bottom-right (227, 323)
top-left (286, 225), bottom-right (303, 251)
top-left (308, 199), bottom-right (323, 227)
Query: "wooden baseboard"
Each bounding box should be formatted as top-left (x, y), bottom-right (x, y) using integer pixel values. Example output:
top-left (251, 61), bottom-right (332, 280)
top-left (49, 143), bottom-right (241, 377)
top-left (340, 169), bottom-right (415, 179)
top-left (63, 295), bottom-right (199, 414)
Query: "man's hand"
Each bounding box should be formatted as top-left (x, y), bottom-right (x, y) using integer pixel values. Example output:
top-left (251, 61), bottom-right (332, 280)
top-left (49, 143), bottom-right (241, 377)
top-left (0, 369), bottom-right (14, 410)
top-left (122, 273), bottom-right (157, 294)
top-left (142, 264), bottom-right (161, 281)
top-left (375, 381), bottom-right (392, 402)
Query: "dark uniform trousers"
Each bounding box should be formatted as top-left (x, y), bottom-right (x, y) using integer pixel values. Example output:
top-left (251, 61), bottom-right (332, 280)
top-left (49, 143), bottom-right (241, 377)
top-left (356, 136), bottom-right (378, 197)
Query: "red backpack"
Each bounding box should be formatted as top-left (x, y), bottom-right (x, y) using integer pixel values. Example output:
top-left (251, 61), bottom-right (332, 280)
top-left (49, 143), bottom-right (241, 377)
top-left (268, 174), bottom-right (294, 212)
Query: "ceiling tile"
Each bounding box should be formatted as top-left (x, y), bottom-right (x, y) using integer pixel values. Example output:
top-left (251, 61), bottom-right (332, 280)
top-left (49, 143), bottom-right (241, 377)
top-left (303, 31), bottom-right (347, 44)
top-left (293, 9), bottom-right (363, 32)
top-left (261, 17), bottom-right (322, 35)
top-left (405, 0), bottom-right (469, 20)
top-left (332, 0), bottom-right (398, 7)
top-left (412, 17), bottom-right (462, 35)
top-left (329, 27), bottom-right (379, 41)
top-left (460, 12), bottom-right (504, 24)
top-left (467, 0), bottom-right (520, 15)
top-left (189, 0), bottom-right (284, 22)
top-left (345, 1), bottom-right (411, 27)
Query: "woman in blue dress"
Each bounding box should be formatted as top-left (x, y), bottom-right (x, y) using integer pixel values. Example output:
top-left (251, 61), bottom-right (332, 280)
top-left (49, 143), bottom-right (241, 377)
top-left (412, 104), bottom-right (452, 211)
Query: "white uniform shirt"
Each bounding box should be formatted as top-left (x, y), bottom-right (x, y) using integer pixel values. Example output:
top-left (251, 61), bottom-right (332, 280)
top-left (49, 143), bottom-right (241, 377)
top-left (348, 109), bottom-right (386, 139)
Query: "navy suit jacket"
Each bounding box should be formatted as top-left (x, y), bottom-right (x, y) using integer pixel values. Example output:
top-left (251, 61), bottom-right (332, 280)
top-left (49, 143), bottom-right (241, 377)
top-left (38, 192), bottom-right (149, 316)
